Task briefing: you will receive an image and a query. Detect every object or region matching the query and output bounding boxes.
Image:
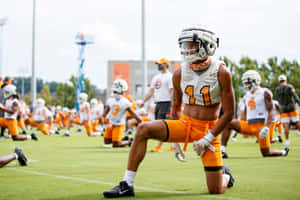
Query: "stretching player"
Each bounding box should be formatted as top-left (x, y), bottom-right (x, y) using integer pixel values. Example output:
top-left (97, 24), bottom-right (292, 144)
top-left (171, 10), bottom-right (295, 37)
top-left (103, 25), bottom-right (235, 198)
top-left (221, 70), bottom-right (289, 158)
top-left (101, 79), bottom-right (142, 148)
top-left (0, 85), bottom-right (37, 141)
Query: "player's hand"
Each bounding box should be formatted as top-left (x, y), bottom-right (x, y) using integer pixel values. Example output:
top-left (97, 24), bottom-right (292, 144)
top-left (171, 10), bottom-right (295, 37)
top-left (193, 132), bottom-right (215, 156)
top-left (259, 126), bottom-right (269, 139)
top-left (172, 143), bottom-right (186, 162)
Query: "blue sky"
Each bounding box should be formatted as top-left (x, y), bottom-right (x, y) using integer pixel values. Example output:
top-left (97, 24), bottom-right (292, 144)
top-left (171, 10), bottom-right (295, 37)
top-left (0, 0), bottom-right (299, 88)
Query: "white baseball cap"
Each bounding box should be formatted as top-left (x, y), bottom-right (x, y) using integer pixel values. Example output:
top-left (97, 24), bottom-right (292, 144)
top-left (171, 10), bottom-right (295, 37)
top-left (278, 74), bottom-right (287, 82)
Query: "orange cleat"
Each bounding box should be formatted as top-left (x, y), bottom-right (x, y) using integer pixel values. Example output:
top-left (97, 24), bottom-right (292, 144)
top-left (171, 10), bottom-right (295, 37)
top-left (168, 146), bottom-right (175, 151)
top-left (151, 146), bottom-right (163, 152)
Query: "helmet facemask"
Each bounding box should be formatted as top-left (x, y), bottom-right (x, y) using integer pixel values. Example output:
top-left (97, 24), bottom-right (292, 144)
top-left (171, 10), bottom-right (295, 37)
top-left (242, 70), bottom-right (261, 93)
top-left (178, 25), bottom-right (218, 68)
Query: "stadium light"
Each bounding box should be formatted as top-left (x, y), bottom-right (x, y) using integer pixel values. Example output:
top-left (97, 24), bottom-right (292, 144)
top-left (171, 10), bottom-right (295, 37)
top-left (74, 32), bottom-right (93, 111)
top-left (31, 0), bottom-right (37, 107)
top-left (141, 0), bottom-right (147, 96)
top-left (0, 18), bottom-right (7, 77)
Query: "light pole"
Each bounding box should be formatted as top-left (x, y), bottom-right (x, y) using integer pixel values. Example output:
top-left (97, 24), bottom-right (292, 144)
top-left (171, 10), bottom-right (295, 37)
top-left (74, 32), bottom-right (93, 111)
top-left (141, 0), bottom-right (147, 97)
top-left (31, 0), bottom-right (36, 107)
top-left (0, 18), bottom-right (7, 77)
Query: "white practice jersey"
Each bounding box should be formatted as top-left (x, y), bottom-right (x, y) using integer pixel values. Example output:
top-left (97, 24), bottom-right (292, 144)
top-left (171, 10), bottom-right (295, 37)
top-left (45, 107), bottom-right (53, 120)
top-left (91, 105), bottom-right (101, 121)
top-left (181, 58), bottom-right (223, 106)
top-left (150, 71), bottom-right (173, 102)
top-left (79, 102), bottom-right (90, 122)
top-left (4, 98), bottom-right (19, 119)
top-left (106, 96), bottom-right (131, 126)
top-left (243, 87), bottom-right (267, 123)
top-left (33, 106), bottom-right (47, 122)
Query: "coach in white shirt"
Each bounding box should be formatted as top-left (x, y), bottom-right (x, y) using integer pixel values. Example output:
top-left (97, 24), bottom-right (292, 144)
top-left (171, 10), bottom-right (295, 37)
top-left (140, 58), bottom-right (173, 152)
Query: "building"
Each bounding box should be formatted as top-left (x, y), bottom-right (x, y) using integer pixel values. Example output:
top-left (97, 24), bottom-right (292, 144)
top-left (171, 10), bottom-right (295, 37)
top-left (107, 60), bottom-right (181, 100)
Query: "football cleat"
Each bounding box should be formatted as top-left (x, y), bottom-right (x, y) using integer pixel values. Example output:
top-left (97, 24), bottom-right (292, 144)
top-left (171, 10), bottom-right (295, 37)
top-left (103, 181), bottom-right (134, 198)
top-left (122, 135), bottom-right (129, 141)
top-left (151, 146), bottom-right (163, 152)
top-left (223, 165), bottom-right (234, 188)
top-left (31, 133), bottom-right (38, 141)
top-left (21, 130), bottom-right (27, 135)
top-left (128, 138), bottom-right (134, 147)
top-left (278, 135), bottom-right (283, 143)
top-left (14, 147), bottom-right (27, 166)
top-left (222, 151), bottom-right (229, 159)
top-left (62, 133), bottom-right (70, 137)
top-left (283, 147), bottom-right (290, 156)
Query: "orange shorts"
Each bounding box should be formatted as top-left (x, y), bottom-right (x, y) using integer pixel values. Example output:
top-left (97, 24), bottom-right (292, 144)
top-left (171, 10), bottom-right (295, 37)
top-left (0, 118), bottom-right (18, 136)
top-left (92, 119), bottom-right (99, 132)
top-left (104, 124), bottom-right (125, 142)
top-left (74, 118), bottom-right (92, 134)
top-left (165, 114), bottom-right (222, 167)
top-left (269, 121), bottom-right (277, 139)
top-left (28, 118), bottom-right (48, 135)
top-left (239, 120), bottom-right (270, 149)
top-left (281, 110), bottom-right (299, 123)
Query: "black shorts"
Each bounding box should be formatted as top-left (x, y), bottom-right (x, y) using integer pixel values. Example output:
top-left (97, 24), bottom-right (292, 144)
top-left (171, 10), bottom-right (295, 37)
top-left (155, 101), bottom-right (171, 120)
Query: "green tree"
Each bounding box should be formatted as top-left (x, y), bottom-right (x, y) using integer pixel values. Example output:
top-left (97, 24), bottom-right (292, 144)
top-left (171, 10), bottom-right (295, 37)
top-left (38, 85), bottom-right (53, 106)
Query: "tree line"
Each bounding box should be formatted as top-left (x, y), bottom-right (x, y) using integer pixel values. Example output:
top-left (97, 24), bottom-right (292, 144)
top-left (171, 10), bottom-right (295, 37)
top-left (13, 75), bottom-right (106, 108)
top-left (12, 56), bottom-right (300, 109)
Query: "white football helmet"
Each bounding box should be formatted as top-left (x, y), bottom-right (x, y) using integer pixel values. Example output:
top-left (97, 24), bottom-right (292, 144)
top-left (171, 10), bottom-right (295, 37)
top-left (56, 105), bottom-right (62, 111)
top-left (242, 70), bottom-right (261, 92)
top-left (78, 93), bottom-right (88, 104)
top-left (62, 107), bottom-right (69, 113)
top-left (111, 79), bottom-right (128, 93)
top-left (178, 25), bottom-right (219, 63)
top-left (3, 85), bottom-right (17, 98)
top-left (90, 98), bottom-right (98, 107)
top-left (36, 98), bottom-right (45, 108)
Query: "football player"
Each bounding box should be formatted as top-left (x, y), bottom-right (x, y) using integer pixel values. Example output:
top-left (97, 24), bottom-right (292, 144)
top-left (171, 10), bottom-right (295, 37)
top-left (101, 79), bottom-right (142, 148)
top-left (221, 70), bottom-right (289, 158)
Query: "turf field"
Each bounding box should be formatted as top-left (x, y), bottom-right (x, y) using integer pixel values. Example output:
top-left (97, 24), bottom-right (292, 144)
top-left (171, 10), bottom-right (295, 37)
top-left (0, 128), bottom-right (300, 200)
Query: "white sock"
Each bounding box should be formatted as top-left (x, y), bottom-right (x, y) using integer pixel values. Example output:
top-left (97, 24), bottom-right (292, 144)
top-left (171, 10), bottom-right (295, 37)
top-left (123, 170), bottom-right (136, 186)
top-left (66, 130), bottom-right (70, 134)
top-left (281, 149), bottom-right (287, 156)
top-left (285, 139), bottom-right (290, 146)
top-left (27, 135), bottom-right (32, 140)
top-left (222, 174), bottom-right (230, 187)
top-left (14, 153), bottom-right (18, 160)
top-left (221, 145), bottom-right (226, 153)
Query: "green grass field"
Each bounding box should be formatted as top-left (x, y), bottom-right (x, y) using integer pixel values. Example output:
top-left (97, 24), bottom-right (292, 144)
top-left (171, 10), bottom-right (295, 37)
top-left (1, 128), bottom-right (300, 200)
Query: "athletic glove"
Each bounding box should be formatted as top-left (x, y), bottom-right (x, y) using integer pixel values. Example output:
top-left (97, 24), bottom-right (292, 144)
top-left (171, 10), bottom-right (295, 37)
top-left (172, 143), bottom-right (186, 162)
top-left (259, 126), bottom-right (269, 139)
top-left (193, 131), bottom-right (216, 156)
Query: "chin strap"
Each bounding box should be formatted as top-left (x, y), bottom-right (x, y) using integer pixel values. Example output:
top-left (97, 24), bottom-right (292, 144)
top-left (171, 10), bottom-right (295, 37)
top-left (189, 57), bottom-right (211, 71)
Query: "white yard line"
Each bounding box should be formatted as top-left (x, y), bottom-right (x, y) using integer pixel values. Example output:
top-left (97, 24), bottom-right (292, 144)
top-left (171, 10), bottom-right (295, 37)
top-left (7, 168), bottom-right (242, 200)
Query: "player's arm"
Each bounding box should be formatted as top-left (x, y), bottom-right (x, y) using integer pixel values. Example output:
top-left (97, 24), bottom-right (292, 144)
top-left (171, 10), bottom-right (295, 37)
top-left (86, 104), bottom-right (91, 121)
top-left (171, 68), bottom-right (182, 120)
top-left (291, 85), bottom-right (300, 105)
top-left (101, 105), bottom-right (110, 119)
top-left (264, 90), bottom-right (273, 127)
top-left (211, 64), bottom-right (235, 136)
top-left (0, 102), bottom-right (18, 114)
top-left (127, 107), bottom-right (142, 124)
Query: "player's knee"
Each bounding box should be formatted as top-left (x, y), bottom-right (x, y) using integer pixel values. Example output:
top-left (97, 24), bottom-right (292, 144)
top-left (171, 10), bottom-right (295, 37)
top-left (11, 136), bottom-right (18, 141)
top-left (136, 122), bottom-right (149, 137)
top-left (208, 187), bottom-right (224, 194)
